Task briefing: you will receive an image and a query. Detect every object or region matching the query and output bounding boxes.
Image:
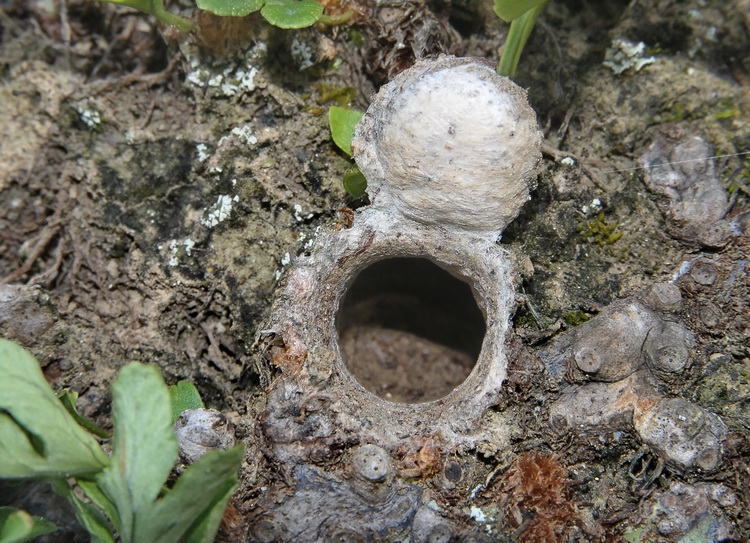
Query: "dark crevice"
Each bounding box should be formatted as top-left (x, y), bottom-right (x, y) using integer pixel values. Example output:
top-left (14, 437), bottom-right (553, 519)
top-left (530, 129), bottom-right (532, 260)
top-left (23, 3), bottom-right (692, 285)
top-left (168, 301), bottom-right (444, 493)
top-left (337, 258), bottom-right (486, 404)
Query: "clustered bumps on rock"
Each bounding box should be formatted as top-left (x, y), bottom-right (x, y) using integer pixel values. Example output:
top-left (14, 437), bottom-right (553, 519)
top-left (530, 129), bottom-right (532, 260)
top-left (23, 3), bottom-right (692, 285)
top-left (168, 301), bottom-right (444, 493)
top-left (541, 283), bottom-right (726, 473)
top-left (640, 130), bottom-right (735, 249)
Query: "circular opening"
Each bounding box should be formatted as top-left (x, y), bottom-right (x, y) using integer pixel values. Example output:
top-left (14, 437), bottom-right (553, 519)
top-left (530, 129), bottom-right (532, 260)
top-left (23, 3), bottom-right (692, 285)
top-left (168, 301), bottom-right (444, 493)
top-left (336, 258), bottom-right (486, 404)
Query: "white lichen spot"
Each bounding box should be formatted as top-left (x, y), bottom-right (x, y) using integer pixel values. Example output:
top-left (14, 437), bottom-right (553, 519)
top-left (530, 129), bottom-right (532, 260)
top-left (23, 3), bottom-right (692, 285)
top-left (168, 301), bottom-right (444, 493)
top-left (124, 130), bottom-right (136, 144)
top-left (560, 156), bottom-right (576, 166)
top-left (672, 260), bottom-right (693, 283)
top-left (274, 252), bottom-right (293, 281)
top-left (76, 103), bottom-right (101, 128)
top-left (183, 239), bottom-right (195, 256)
top-left (293, 204), bottom-right (314, 222)
top-left (469, 484), bottom-right (484, 499)
top-left (581, 198), bottom-right (602, 214)
top-left (184, 43), bottom-right (265, 97)
top-left (168, 240), bottom-right (179, 267)
top-left (237, 67), bottom-right (259, 93)
top-left (290, 38), bottom-right (314, 71)
top-left (603, 39), bottom-right (657, 74)
top-left (186, 67), bottom-right (209, 87)
top-left (220, 125), bottom-right (258, 146)
top-left (469, 506), bottom-right (487, 523)
top-left (201, 194), bottom-right (240, 227)
top-left (196, 143), bottom-right (210, 163)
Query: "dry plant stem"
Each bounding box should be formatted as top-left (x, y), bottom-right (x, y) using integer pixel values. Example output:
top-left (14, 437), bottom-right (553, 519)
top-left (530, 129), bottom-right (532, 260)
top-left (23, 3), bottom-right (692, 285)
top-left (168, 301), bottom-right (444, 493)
top-left (85, 54), bottom-right (182, 94)
top-left (28, 235), bottom-right (67, 287)
top-left (0, 225), bottom-right (62, 285)
top-left (88, 16), bottom-right (138, 81)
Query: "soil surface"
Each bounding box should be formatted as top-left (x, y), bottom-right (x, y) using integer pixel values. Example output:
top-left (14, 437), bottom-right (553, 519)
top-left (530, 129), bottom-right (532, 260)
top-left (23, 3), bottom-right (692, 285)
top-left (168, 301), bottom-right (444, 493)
top-left (1, 0), bottom-right (749, 541)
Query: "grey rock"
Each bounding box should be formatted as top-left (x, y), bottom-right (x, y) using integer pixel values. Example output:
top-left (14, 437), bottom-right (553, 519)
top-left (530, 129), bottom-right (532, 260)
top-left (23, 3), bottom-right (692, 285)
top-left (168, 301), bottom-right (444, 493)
top-left (643, 481), bottom-right (737, 540)
top-left (633, 397), bottom-right (726, 472)
top-left (568, 301), bottom-right (657, 382)
top-left (411, 506), bottom-right (454, 543)
top-left (643, 320), bottom-right (693, 375)
top-left (173, 408), bottom-right (236, 464)
top-left (640, 133), bottom-right (731, 248)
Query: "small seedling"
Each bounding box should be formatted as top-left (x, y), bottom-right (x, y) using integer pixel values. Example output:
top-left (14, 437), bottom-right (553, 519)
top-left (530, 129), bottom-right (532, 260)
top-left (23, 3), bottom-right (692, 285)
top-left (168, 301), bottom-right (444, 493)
top-left (328, 106), bottom-right (367, 198)
top-left (493, 0), bottom-right (549, 77)
top-left (169, 380), bottom-right (205, 422)
top-left (0, 338), bottom-right (243, 543)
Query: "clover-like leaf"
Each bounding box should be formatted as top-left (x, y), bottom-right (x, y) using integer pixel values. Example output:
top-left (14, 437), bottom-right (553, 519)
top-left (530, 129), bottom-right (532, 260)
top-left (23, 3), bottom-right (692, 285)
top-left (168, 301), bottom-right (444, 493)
top-left (343, 165), bottom-right (367, 198)
top-left (328, 106), bottom-right (364, 156)
top-left (169, 381), bottom-right (205, 423)
top-left (260, 0), bottom-right (323, 29)
top-left (196, 0), bottom-right (263, 17)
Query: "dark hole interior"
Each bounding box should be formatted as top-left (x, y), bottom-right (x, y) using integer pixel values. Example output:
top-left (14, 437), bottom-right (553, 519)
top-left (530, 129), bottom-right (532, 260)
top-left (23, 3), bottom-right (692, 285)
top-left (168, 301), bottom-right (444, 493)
top-left (336, 258), bottom-right (486, 404)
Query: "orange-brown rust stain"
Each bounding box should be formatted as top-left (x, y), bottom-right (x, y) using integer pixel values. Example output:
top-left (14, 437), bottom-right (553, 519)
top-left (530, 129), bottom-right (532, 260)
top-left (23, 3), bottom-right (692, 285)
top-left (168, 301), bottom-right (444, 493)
top-left (269, 327), bottom-right (308, 376)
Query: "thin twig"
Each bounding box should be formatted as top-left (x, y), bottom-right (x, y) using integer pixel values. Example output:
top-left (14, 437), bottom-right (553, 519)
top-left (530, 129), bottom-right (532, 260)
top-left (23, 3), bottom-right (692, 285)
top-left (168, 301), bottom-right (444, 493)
top-left (0, 225), bottom-right (61, 285)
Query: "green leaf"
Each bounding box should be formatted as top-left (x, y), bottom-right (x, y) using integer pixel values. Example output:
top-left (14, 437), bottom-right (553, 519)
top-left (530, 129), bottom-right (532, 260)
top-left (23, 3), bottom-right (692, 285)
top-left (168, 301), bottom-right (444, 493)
top-left (182, 477), bottom-right (237, 543)
top-left (169, 381), bottom-right (204, 424)
top-left (492, 0), bottom-right (547, 22)
top-left (0, 339), bottom-right (109, 479)
top-left (57, 390), bottom-right (111, 439)
top-left (496, 2), bottom-right (547, 76)
top-left (96, 363), bottom-right (179, 543)
top-left (196, 0), bottom-right (263, 17)
top-left (343, 165), bottom-right (367, 198)
top-left (77, 480), bottom-right (119, 536)
top-left (0, 507), bottom-right (56, 543)
top-left (50, 480), bottom-right (115, 543)
top-left (260, 0), bottom-right (323, 29)
top-left (328, 106), bottom-right (364, 156)
top-left (136, 445), bottom-right (244, 543)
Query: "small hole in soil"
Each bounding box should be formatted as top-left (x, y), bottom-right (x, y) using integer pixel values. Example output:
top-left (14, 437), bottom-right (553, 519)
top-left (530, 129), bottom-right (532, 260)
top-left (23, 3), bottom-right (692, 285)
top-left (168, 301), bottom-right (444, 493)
top-left (336, 258), bottom-right (486, 404)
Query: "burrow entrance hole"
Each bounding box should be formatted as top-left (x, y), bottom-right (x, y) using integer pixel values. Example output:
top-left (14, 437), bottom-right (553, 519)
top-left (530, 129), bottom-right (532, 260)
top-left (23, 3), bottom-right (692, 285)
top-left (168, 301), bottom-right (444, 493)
top-left (336, 258), bottom-right (486, 404)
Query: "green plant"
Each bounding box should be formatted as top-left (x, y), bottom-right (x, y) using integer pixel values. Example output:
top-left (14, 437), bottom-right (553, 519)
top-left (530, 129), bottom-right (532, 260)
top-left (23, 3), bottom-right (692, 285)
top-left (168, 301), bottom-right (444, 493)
top-left (197, 0), bottom-right (323, 29)
top-left (87, 0), bottom-right (324, 33)
top-left (493, 0), bottom-right (549, 77)
top-left (0, 338), bottom-right (242, 543)
top-left (577, 212), bottom-right (623, 246)
top-left (0, 508), bottom-right (56, 543)
top-left (328, 106), bottom-right (367, 198)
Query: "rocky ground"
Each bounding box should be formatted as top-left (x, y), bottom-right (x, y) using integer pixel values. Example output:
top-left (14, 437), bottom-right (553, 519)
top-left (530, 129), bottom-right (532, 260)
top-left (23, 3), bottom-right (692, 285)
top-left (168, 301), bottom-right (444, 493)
top-left (1, 0), bottom-right (749, 541)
